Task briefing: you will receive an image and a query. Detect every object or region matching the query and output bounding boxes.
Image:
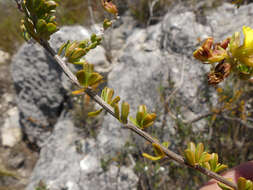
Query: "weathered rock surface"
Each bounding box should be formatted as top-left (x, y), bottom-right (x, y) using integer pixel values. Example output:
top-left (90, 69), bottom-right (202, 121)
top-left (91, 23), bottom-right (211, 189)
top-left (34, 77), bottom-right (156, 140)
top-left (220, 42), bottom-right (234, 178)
top-left (26, 114), bottom-right (137, 190)
top-left (9, 2), bottom-right (253, 190)
top-left (11, 26), bottom-right (108, 146)
top-left (1, 107), bottom-right (21, 147)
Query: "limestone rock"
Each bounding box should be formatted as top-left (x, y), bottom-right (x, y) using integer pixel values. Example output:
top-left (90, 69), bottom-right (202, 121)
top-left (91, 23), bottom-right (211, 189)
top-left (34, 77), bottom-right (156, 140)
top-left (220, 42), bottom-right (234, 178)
top-left (26, 116), bottom-right (137, 190)
top-left (1, 107), bottom-right (21, 147)
top-left (11, 26), bottom-right (108, 146)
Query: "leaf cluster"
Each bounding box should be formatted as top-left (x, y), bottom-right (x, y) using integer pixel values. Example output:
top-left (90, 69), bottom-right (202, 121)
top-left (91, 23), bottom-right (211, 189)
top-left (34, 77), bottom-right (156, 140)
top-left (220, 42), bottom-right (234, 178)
top-left (20, 0), bottom-right (59, 41)
top-left (58, 33), bottom-right (102, 64)
top-left (184, 142), bottom-right (227, 173)
top-left (218, 177), bottom-right (253, 190)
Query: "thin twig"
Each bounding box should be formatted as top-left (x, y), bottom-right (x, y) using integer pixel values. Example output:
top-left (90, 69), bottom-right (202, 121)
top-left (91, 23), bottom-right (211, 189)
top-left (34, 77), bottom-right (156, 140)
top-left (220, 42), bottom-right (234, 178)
top-left (87, 0), bottom-right (96, 26)
top-left (184, 112), bottom-right (213, 125)
top-left (34, 26), bottom-right (238, 190)
top-left (147, 0), bottom-right (160, 26)
top-left (124, 123), bottom-right (237, 189)
top-left (220, 114), bottom-right (253, 129)
top-left (14, 0), bottom-right (23, 12)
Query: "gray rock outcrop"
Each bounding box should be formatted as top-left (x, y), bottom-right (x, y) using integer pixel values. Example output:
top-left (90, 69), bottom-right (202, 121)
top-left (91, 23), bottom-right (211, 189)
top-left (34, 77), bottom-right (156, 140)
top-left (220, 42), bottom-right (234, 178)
top-left (26, 113), bottom-right (138, 190)
top-left (10, 2), bottom-right (253, 190)
top-left (11, 26), bottom-right (108, 146)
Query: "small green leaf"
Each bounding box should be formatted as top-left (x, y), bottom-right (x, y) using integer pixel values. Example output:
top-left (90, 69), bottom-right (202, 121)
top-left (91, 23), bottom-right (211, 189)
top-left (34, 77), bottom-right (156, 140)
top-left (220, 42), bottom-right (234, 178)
top-left (195, 143), bottom-right (204, 163)
top-left (76, 70), bottom-right (87, 87)
top-left (187, 142), bottom-right (196, 153)
top-left (199, 152), bottom-right (211, 164)
top-left (121, 102), bottom-right (130, 124)
top-left (88, 72), bottom-right (103, 86)
top-left (218, 179), bottom-right (234, 190)
top-left (142, 153), bottom-right (163, 161)
top-left (69, 48), bottom-right (86, 61)
top-left (65, 41), bottom-right (78, 57)
top-left (46, 23), bottom-right (58, 34)
top-left (103, 18), bottom-right (112, 30)
top-left (90, 33), bottom-right (97, 43)
top-left (105, 88), bottom-right (114, 103)
top-left (79, 39), bottom-right (89, 48)
top-left (136, 111), bottom-right (144, 126)
top-left (184, 149), bottom-right (196, 166)
top-left (58, 41), bottom-right (69, 55)
top-left (114, 103), bottom-right (120, 120)
top-left (88, 109), bottom-right (103, 117)
top-left (129, 116), bottom-right (138, 127)
top-left (45, 1), bottom-right (58, 11)
top-left (110, 96), bottom-right (120, 107)
top-left (162, 142), bottom-right (170, 148)
top-left (153, 144), bottom-right (164, 157)
top-left (142, 113), bottom-right (156, 128)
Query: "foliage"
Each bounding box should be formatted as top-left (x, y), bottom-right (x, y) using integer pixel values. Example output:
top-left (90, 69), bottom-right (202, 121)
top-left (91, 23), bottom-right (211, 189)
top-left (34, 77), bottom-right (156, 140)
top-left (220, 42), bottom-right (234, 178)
top-left (193, 26), bottom-right (253, 84)
top-left (14, 0), bottom-right (253, 190)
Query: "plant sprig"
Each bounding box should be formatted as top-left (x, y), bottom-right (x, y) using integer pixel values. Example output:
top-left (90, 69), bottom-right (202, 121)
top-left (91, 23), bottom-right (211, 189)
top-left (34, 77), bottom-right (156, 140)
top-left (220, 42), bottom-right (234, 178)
top-left (15, 1), bottom-right (252, 190)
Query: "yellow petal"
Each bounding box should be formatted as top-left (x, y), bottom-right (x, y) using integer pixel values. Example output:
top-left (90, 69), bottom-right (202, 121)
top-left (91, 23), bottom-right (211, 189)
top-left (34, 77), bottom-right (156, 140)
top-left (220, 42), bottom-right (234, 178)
top-left (142, 153), bottom-right (163, 161)
top-left (242, 26), bottom-right (253, 48)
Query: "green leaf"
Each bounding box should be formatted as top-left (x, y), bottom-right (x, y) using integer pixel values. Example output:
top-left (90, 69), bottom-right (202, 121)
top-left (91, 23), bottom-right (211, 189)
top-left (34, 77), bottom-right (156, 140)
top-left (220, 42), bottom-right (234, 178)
top-left (90, 33), bottom-right (97, 43)
top-left (129, 116), bottom-right (138, 127)
top-left (88, 72), bottom-right (103, 86)
top-left (58, 41), bottom-right (69, 55)
top-left (162, 142), bottom-right (170, 148)
top-left (114, 103), bottom-right (120, 120)
top-left (195, 143), bottom-right (204, 163)
top-left (88, 109), bottom-right (103, 117)
top-left (65, 41), bottom-right (78, 57)
top-left (199, 152), bottom-right (211, 164)
top-left (153, 143), bottom-right (164, 157)
top-left (217, 184), bottom-right (233, 190)
top-left (187, 142), bottom-right (196, 153)
top-left (76, 70), bottom-right (87, 87)
top-left (121, 102), bottom-right (130, 124)
top-left (142, 113), bottom-right (156, 128)
top-left (142, 153), bottom-right (163, 161)
top-left (105, 87), bottom-right (114, 103)
top-left (136, 111), bottom-right (144, 127)
top-left (110, 96), bottom-right (120, 107)
top-left (79, 39), bottom-right (89, 48)
top-left (45, 1), bottom-right (58, 11)
top-left (184, 149), bottom-right (196, 166)
top-left (69, 48), bottom-right (86, 61)
top-left (215, 164), bottom-right (227, 173)
top-left (46, 23), bottom-right (58, 34)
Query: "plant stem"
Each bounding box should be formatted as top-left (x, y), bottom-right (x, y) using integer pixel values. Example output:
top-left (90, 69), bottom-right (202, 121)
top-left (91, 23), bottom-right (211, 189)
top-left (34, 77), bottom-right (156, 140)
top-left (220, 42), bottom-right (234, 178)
top-left (38, 39), bottom-right (237, 190)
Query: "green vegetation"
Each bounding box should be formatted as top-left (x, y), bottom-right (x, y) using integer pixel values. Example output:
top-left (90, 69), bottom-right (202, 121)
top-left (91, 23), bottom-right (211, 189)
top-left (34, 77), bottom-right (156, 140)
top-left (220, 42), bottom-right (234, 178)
top-left (5, 0), bottom-right (253, 190)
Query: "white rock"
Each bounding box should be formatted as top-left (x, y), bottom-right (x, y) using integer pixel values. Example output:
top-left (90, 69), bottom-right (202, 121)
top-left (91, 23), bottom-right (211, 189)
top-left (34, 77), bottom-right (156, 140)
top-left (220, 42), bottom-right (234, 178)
top-left (1, 107), bottom-right (22, 147)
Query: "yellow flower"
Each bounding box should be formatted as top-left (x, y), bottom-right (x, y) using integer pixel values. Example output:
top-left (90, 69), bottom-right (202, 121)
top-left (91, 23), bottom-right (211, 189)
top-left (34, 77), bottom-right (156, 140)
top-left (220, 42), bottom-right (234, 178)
top-left (230, 26), bottom-right (253, 67)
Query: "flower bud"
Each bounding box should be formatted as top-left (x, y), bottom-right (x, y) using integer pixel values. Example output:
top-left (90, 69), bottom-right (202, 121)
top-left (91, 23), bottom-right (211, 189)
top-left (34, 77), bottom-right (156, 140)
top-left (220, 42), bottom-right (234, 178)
top-left (101, 0), bottom-right (118, 15)
top-left (207, 61), bottom-right (231, 85)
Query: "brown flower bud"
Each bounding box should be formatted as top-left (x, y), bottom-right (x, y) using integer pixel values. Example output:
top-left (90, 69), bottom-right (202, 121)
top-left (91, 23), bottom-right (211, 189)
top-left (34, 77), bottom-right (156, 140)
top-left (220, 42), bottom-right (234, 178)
top-left (207, 61), bottom-right (231, 85)
top-left (193, 37), bottom-right (213, 62)
top-left (193, 37), bottom-right (229, 64)
top-left (101, 0), bottom-right (118, 15)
